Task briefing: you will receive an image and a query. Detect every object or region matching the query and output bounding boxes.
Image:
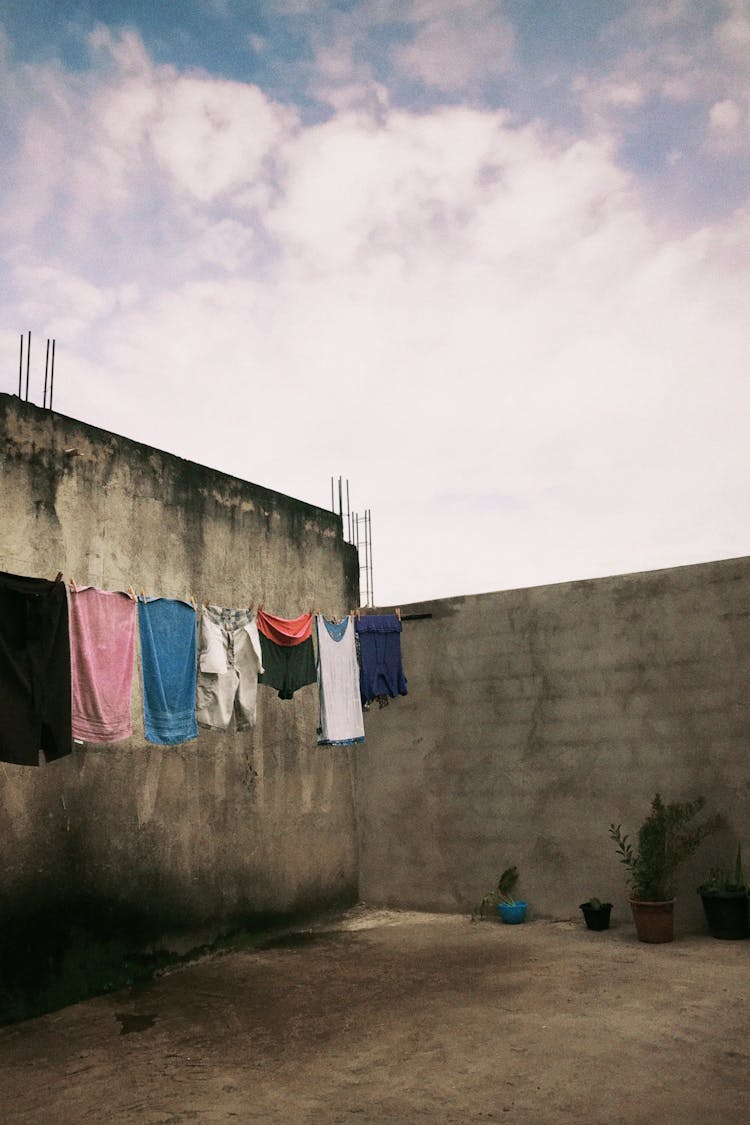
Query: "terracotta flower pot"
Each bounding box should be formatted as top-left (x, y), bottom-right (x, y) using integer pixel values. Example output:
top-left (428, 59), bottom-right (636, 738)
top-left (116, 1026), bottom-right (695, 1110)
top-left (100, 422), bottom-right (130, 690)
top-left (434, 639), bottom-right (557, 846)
top-left (629, 898), bottom-right (675, 943)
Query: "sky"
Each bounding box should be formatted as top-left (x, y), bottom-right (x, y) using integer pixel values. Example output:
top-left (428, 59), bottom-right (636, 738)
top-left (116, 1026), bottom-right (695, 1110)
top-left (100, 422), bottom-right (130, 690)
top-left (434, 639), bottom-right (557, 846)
top-left (1, 1), bottom-right (749, 606)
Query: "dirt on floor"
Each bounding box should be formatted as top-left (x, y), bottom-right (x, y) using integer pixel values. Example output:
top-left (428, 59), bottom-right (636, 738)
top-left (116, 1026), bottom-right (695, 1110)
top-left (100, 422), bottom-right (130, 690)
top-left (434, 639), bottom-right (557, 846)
top-left (0, 906), bottom-right (748, 1124)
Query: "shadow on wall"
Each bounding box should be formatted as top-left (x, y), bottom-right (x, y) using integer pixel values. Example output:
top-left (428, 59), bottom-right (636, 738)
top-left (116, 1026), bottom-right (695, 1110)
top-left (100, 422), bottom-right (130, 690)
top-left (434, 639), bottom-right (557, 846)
top-left (0, 893), bottom-right (356, 1026)
top-left (0, 896), bottom-right (173, 1025)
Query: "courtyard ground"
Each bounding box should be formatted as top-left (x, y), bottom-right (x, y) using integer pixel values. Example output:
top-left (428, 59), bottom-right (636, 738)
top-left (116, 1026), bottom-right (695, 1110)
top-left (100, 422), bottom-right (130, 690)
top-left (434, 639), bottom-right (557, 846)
top-left (0, 906), bottom-right (748, 1123)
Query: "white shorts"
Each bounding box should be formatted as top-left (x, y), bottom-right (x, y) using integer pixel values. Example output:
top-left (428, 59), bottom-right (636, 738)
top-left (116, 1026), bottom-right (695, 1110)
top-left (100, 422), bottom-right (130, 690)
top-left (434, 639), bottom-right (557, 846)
top-left (196, 606), bottom-right (264, 731)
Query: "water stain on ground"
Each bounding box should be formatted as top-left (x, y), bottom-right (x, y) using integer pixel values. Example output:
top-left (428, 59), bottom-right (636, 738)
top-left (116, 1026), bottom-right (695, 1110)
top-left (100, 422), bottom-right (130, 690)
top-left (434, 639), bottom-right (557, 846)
top-left (256, 930), bottom-right (338, 950)
top-left (115, 1011), bottom-right (157, 1035)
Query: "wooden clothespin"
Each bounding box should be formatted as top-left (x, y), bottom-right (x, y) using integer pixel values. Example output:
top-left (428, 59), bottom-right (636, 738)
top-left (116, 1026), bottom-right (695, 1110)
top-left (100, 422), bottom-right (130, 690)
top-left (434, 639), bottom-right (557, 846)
top-left (54, 572), bottom-right (63, 583)
top-left (127, 586), bottom-right (137, 602)
top-left (70, 577), bottom-right (78, 593)
top-left (140, 588), bottom-right (147, 603)
top-left (396, 607), bottom-right (401, 621)
top-left (258, 601), bottom-right (264, 612)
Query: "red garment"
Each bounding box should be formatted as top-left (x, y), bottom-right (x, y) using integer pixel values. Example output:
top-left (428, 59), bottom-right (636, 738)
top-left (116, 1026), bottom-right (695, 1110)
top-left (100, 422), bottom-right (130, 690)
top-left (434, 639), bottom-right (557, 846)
top-left (256, 608), bottom-right (313, 647)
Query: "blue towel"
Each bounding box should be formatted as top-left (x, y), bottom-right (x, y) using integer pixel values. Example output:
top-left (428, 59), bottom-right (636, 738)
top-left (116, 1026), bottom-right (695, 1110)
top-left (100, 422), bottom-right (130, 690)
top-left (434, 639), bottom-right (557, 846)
top-left (355, 614), bottom-right (408, 703)
top-left (138, 598), bottom-right (198, 745)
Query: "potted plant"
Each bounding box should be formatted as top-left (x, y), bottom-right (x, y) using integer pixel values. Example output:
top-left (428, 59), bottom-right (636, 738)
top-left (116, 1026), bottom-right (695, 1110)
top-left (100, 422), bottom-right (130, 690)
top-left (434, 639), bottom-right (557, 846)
top-left (476, 865), bottom-right (527, 924)
top-left (609, 793), bottom-right (721, 943)
top-left (579, 897), bottom-right (613, 931)
top-left (698, 845), bottom-right (749, 940)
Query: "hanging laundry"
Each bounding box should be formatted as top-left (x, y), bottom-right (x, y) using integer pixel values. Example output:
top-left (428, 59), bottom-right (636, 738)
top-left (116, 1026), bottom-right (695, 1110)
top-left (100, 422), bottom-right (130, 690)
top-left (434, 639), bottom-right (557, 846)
top-left (256, 608), bottom-right (316, 700)
top-left (196, 605), bottom-right (264, 730)
top-left (256, 610), bottom-right (313, 646)
top-left (315, 615), bottom-right (365, 746)
top-left (68, 586), bottom-right (137, 743)
top-left (0, 570), bottom-right (72, 766)
top-left (355, 613), bottom-right (408, 704)
top-left (138, 597), bottom-right (198, 745)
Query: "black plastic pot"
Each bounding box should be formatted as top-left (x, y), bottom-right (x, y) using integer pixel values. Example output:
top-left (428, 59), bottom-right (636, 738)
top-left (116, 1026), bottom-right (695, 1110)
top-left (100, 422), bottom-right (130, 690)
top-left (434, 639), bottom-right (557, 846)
top-left (699, 890), bottom-right (749, 940)
top-left (579, 902), bottom-right (612, 931)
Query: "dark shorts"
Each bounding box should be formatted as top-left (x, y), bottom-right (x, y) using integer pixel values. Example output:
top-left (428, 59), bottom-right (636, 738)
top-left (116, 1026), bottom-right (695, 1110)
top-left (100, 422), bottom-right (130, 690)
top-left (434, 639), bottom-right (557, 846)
top-left (258, 634), bottom-right (316, 700)
top-left (0, 571), bottom-right (72, 766)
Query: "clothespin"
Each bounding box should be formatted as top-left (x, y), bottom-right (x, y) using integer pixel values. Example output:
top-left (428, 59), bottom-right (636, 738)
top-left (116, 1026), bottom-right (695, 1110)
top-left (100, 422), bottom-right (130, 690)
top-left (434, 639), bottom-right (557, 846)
top-left (70, 577), bottom-right (78, 593)
top-left (258, 601), bottom-right (264, 612)
top-left (396, 607), bottom-right (401, 621)
top-left (140, 588), bottom-right (147, 603)
top-left (127, 586), bottom-right (137, 602)
top-left (54, 572), bottom-right (63, 583)
top-left (189, 594), bottom-right (197, 610)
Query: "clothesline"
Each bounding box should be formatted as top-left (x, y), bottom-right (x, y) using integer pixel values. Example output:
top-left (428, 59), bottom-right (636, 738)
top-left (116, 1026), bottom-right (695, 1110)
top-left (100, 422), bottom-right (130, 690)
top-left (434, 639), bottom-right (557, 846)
top-left (0, 568), bottom-right (408, 766)
top-left (56, 572), bottom-right (404, 621)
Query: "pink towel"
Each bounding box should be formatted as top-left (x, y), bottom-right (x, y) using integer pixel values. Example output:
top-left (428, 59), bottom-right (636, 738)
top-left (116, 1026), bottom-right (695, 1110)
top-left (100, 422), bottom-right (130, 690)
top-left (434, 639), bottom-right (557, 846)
top-left (69, 586), bottom-right (137, 743)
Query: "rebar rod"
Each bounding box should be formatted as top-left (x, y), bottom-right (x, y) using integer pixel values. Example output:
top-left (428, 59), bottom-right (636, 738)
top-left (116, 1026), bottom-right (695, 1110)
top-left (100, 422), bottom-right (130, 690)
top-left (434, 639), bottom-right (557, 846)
top-left (43, 339), bottom-right (50, 408)
top-left (24, 330), bottom-right (30, 400)
top-left (49, 339), bottom-right (55, 410)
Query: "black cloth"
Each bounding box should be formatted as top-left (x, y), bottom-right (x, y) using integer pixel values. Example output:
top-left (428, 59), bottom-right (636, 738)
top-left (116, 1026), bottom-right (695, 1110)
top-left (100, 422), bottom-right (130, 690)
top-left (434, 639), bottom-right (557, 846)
top-left (0, 571), bottom-right (72, 766)
top-left (258, 633), bottom-right (316, 700)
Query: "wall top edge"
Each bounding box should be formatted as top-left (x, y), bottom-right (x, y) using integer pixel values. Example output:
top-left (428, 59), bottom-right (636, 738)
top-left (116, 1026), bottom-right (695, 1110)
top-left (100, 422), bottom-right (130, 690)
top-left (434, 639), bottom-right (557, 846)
top-left (372, 553), bottom-right (750, 617)
top-left (0, 393), bottom-right (344, 531)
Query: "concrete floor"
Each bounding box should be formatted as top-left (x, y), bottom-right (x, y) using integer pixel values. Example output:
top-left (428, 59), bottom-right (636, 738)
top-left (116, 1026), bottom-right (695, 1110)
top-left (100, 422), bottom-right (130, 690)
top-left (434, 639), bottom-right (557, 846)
top-left (1, 907), bottom-right (748, 1124)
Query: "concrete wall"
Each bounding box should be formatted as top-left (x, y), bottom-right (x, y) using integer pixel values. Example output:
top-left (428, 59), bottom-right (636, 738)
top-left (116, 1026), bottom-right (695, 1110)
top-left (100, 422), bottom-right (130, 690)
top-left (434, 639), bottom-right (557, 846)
top-left (0, 394), bottom-right (360, 941)
top-left (4, 391), bottom-right (750, 949)
top-left (355, 560), bottom-right (750, 931)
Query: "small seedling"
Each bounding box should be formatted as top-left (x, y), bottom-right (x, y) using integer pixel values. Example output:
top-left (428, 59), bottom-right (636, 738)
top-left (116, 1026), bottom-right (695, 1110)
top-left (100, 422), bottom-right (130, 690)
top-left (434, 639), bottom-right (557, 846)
top-left (473, 865), bottom-right (520, 919)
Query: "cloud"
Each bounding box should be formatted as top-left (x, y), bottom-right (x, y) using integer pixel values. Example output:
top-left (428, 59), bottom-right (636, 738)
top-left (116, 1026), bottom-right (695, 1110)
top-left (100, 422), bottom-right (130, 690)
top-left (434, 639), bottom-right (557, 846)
top-left (200, 0), bottom-right (233, 17)
top-left (707, 96), bottom-right (745, 150)
top-left (150, 74), bottom-right (295, 204)
top-left (714, 1), bottom-right (750, 58)
top-left (1, 18), bottom-right (749, 603)
top-left (89, 23), bottom-right (153, 72)
top-left (390, 0), bottom-right (514, 91)
top-left (567, 0), bottom-right (750, 168)
top-left (0, 27), bottom-right (307, 333)
top-left (88, 27), bottom-right (299, 210)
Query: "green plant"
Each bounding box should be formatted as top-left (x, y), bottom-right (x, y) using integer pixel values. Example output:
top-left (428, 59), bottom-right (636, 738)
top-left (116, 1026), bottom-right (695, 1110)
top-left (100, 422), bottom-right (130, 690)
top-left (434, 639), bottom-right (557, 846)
top-left (698, 845), bottom-right (747, 894)
top-left (583, 897), bottom-right (611, 910)
top-left (609, 793), bottom-right (721, 902)
top-left (475, 865), bottom-right (519, 918)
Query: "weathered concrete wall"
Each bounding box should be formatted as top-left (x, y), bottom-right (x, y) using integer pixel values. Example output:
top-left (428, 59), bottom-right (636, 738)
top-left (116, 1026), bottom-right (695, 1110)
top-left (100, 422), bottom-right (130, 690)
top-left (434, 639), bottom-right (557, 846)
top-left (5, 391), bottom-right (750, 954)
top-left (355, 560), bottom-right (750, 931)
top-left (0, 394), bottom-right (360, 941)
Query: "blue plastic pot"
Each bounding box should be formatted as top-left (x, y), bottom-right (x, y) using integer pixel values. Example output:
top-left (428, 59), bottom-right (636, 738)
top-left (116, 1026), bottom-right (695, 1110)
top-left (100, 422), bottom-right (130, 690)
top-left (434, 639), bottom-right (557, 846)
top-left (497, 902), bottom-right (527, 924)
